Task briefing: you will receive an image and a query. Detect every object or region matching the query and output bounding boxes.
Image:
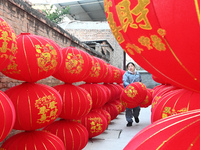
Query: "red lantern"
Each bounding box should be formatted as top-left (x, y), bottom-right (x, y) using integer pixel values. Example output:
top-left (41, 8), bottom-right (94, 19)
top-left (81, 111), bottom-right (107, 138)
top-left (104, 83), bottom-right (120, 102)
top-left (104, 0), bottom-right (200, 93)
top-left (53, 84), bottom-right (92, 119)
top-left (92, 108), bottom-right (111, 125)
top-left (101, 102), bottom-right (119, 120)
top-left (140, 88), bottom-right (153, 108)
top-left (0, 90), bottom-right (15, 142)
top-left (152, 74), bottom-right (169, 85)
top-left (111, 99), bottom-right (125, 113)
top-left (1, 33), bottom-right (62, 82)
top-left (124, 109), bottom-right (200, 150)
top-left (52, 47), bottom-right (93, 83)
top-left (5, 82), bottom-right (62, 130)
top-left (79, 83), bottom-right (108, 109)
top-left (151, 88), bottom-right (200, 123)
top-left (0, 17), bottom-right (17, 71)
top-left (84, 56), bottom-right (108, 83)
top-left (151, 84), bottom-right (179, 112)
top-left (43, 120), bottom-right (88, 150)
top-left (120, 82), bottom-right (147, 108)
top-left (1, 130), bottom-right (65, 149)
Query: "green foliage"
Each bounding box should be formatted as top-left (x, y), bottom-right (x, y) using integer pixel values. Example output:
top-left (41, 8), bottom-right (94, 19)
top-left (43, 5), bottom-right (70, 24)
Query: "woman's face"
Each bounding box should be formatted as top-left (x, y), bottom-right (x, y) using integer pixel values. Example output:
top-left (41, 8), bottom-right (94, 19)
top-left (128, 64), bottom-right (135, 72)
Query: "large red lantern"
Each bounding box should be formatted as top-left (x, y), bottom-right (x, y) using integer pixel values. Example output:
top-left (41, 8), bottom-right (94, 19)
top-left (104, 0), bottom-right (200, 93)
top-left (151, 88), bottom-right (200, 123)
top-left (1, 130), bottom-right (65, 150)
top-left (124, 109), bottom-right (200, 149)
top-left (120, 82), bottom-right (147, 108)
top-left (0, 17), bottom-right (17, 71)
top-left (81, 111), bottom-right (107, 138)
top-left (53, 84), bottom-right (92, 119)
top-left (0, 90), bottom-right (15, 142)
top-left (52, 47), bottom-right (93, 83)
top-left (79, 83), bottom-right (108, 109)
top-left (43, 120), bottom-right (88, 150)
top-left (1, 33), bottom-right (62, 82)
top-left (5, 82), bottom-right (62, 130)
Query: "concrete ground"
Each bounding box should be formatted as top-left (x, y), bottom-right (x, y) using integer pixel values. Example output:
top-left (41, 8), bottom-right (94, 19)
top-left (83, 107), bottom-right (152, 150)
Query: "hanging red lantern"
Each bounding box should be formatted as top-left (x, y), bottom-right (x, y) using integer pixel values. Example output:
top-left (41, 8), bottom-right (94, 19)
top-left (120, 82), bottom-right (147, 108)
top-left (79, 83), bottom-right (108, 109)
top-left (124, 109), bottom-right (200, 150)
top-left (43, 119), bottom-right (88, 150)
top-left (81, 111), bottom-right (107, 138)
top-left (84, 56), bottom-right (108, 83)
top-left (53, 83), bottom-right (92, 119)
top-left (0, 90), bottom-right (15, 142)
top-left (0, 17), bottom-right (17, 71)
top-left (5, 82), bottom-right (62, 130)
top-left (52, 47), bottom-right (93, 83)
top-left (101, 102), bottom-right (119, 120)
top-left (151, 88), bottom-right (200, 123)
top-left (1, 130), bottom-right (65, 149)
top-left (140, 88), bottom-right (153, 108)
top-left (1, 33), bottom-right (62, 82)
top-left (104, 0), bottom-right (200, 93)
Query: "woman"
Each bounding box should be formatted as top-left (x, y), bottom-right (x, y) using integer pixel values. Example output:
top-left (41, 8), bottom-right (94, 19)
top-left (123, 62), bottom-right (142, 127)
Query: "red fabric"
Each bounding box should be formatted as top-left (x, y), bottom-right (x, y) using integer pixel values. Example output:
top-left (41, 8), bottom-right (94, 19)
top-left (53, 83), bottom-right (92, 119)
top-left (43, 120), bottom-right (88, 150)
top-left (2, 33), bottom-right (62, 82)
top-left (53, 47), bottom-right (92, 83)
top-left (0, 90), bottom-right (15, 142)
top-left (1, 130), bottom-right (65, 149)
top-left (105, 0), bottom-right (200, 93)
top-left (0, 17), bottom-right (17, 71)
top-left (5, 82), bottom-right (62, 130)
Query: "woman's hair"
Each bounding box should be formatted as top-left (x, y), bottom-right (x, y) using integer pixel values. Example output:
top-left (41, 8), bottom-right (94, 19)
top-left (126, 62), bottom-right (135, 68)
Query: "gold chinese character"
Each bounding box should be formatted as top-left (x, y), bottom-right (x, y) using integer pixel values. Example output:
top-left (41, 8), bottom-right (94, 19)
top-left (131, 0), bottom-right (152, 30)
top-left (138, 36), bottom-right (153, 50)
top-left (126, 43), bottom-right (143, 55)
top-left (163, 107), bottom-right (171, 114)
top-left (107, 12), bottom-right (125, 44)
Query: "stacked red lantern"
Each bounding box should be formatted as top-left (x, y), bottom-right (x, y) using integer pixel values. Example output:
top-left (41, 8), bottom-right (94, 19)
top-left (1, 130), bottom-right (65, 150)
top-left (92, 108), bottom-right (111, 125)
top-left (102, 102), bottom-right (119, 120)
top-left (151, 88), bottom-right (200, 123)
top-left (104, 0), bottom-right (200, 93)
top-left (124, 109), bottom-right (200, 149)
top-left (1, 33), bottom-right (62, 82)
top-left (81, 111), bottom-right (107, 138)
top-left (79, 83), bottom-right (108, 109)
top-left (5, 82), bottom-right (62, 130)
top-left (120, 82), bottom-right (147, 108)
top-left (52, 47), bottom-right (92, 83)
top-left (0, 90), bottom-right (15, 142)
top-left (0, 17), bottom-right (17, 71)
top-left (53, 84), bottom-right (92, 119)
top-left (43, 120), bottom-right (88, 150)
top-left (84, 56), bottom-right (108, 83)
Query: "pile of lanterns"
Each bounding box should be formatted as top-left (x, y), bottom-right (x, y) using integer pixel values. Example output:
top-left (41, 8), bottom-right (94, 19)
top-left (0, 16), bottom-right (130, 149)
